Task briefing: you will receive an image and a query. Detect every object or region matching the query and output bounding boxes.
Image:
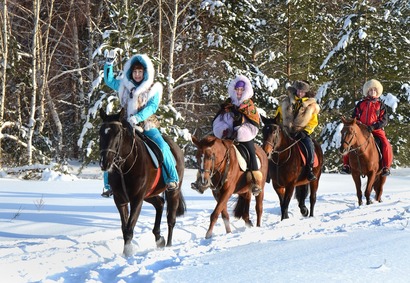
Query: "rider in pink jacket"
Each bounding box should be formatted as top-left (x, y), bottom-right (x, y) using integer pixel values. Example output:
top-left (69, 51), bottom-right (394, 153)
top-left (212, 75), bottom-right (262, 195)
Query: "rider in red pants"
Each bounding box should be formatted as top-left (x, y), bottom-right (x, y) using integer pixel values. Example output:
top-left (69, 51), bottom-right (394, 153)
top-left (341, 79), bottom-right (393, 176)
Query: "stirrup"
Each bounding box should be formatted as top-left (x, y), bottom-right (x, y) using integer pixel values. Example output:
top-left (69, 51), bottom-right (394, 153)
top-left (381, 167), bottom-right (390, 177)
top-left (340, 165), bottom-right (351, 175)
top-left (251, 184), bottom-right (262, 196)
top-left (307, 172), bottom-right (317, 181)
top-left (166, 182), bottom-right (179, 191)
top-left (101, 188), bottom-right (113, 198)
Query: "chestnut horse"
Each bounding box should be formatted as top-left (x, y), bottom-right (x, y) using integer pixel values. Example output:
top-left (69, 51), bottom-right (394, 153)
top-left (261, 116), bottom-right (323, 221)
top-left (191, 135), bottom-right (268, 239)
top-left (99, 108), bottom-right (186, 256)
top-left (339, 117), bottom-right (387, 205)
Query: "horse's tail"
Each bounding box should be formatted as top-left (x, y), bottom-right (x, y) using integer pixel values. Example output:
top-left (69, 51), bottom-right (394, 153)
top-left (233, 195), bottom-right (249, 220)
top-left (176, 192), bottom-right (187, 216)
top-left (166, 191), bottom-right (186, 217)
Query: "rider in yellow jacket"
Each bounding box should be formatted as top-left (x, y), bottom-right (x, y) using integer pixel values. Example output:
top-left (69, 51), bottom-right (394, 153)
top-left (273, 80), bottom-right (320, 181)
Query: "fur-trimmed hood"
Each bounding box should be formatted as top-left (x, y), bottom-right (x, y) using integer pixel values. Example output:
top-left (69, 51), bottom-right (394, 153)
top-left (228, 75), bottom-right (254, 106)
top-left (363, 79), bottom-right (383, 97)
top-left (118, 54), bottom-right (162, 113)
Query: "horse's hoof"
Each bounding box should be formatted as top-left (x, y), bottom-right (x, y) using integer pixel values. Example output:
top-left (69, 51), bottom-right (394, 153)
top-left (300, 206), bottom-right (309, 217)
top-left (123, 244), bottom-right (134, 257)
top-left (156, 236), bottom-right (166, 248)
top-left (205, 232), bottom-right (212, 239)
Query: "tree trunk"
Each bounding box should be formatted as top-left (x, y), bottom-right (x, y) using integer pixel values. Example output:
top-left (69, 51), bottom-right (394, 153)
top-left (27, 0), bottom-right (41, 165)
top-left (0, 0), bottom-right (9, 166)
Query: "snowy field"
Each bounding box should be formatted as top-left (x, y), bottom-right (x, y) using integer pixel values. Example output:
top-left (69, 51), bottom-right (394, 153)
top-left (1, 163), bottom-right (409, 283)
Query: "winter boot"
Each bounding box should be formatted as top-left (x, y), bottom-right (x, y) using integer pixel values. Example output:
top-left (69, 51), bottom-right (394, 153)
top-left (306, 166), bottom-right (317, 181)
top-left (247, 170), bottom-right (263, 196)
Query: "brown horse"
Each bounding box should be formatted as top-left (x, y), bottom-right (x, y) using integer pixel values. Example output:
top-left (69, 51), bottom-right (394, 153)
top-left (191, 135), bottom-right (268, 239)
top-left (339, 116), bottom-right (387, 205)
top-left (99, 108), bottom-right (186, 256)
top-left (261, 116), bottom-right (323, 221)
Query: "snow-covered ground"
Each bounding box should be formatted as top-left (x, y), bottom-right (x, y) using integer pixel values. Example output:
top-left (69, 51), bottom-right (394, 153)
top-left (1, 163), bottom-right (409, 283)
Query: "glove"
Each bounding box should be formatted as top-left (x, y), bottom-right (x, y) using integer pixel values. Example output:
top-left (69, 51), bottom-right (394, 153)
top-left (222, 129), bottom-right (230, 139)
top-left (232, 107), bottom-right (243, 121)
top-left (367, 125), bottom-right (375, 132)
top-left (220, 102), bottom-right (233, 112)
top-left (127, 115), bottom-right (140, 127)
top-left (294, 130), bottom-right (308, 140)
top-left (104, 49), bottom-right (117, 65)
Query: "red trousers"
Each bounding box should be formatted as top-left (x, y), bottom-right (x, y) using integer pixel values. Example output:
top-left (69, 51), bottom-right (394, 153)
top-left (343, 129), bottom-right (393, 168)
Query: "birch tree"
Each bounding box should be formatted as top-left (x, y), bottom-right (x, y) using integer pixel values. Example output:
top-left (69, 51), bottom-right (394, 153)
top-left (0, 0), bottom-right (9, 166)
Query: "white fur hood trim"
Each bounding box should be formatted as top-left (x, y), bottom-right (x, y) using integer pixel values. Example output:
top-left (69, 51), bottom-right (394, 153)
top-left (228, 75), bottom-right (254, 105)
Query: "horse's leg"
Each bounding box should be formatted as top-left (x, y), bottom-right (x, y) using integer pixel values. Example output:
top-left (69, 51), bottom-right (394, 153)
top-left (309, 179), bottom-right (319, 217)
top-left (295, 185), bottom-right (309, 217)
top-left (165, 189), bottom-right (185, 247)
top-left (281, 185), bottom-right (295, 220)
top-left (365, 173), bottom-right (377, 205)
top-left (352, 173), bottom-right (363, 206)
top-left (144, 196), bottom-right (166, 247)
top-left (374, 175), bottom-right (386, 203)
top-left (221, 207), bottom-right (232, 233)
top-left (122, 197), bottom-right (144, 257)
top-left (255, 190), bottom-right (264, 227)
top-left (274, 186), bottom-right (287, 220)
top-left (206, 189), bottom-right (232, 239)
top-left (115, 201), bottom-right (130, 242)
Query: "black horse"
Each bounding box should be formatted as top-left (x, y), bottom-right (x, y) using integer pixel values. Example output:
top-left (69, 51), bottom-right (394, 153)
top-left (99, 108), bottom-right (186, 256)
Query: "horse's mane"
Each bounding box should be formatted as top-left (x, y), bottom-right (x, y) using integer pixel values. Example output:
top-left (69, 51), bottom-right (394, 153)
top-left (200, 135), bottom-right (218, 147)
top-left (343, 117), bottom-right (368, 133)
top-left (104, 109), bottom-right (134, 137)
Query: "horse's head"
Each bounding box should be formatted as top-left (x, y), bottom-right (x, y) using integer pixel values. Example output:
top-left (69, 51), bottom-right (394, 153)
top-left (99, 108), bottom-right (128, 171)
top-left (261, 116), bottom-right (285, 156)
top-left (190, 135), bottom-right (223, 194)
top-left (339, 116), bottom-right (362, 155)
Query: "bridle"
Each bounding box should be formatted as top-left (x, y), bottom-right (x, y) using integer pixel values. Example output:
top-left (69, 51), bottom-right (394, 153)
top-left (341, 125), bottom-right (372, 155)
top-left (265, 125), bottom-right (299, 165)
top-left (100, 121), bottom-right (138, 202)
top-left (100, 121), bottom-right (138, 174)
top-left (198, 141), bottom-right (232, 191)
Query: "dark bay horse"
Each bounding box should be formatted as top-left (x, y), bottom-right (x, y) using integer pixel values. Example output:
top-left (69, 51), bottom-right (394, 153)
top-left (340, 117), bottom-right (387, 205)
top-left (261, 116), bottom-right (323, 221)
top-left (191, 135), bottom-right (268, 239)
top-left (99, 108), bottom-right (186, 256)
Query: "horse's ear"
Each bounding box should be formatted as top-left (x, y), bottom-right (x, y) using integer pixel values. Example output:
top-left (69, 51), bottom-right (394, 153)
top-left (191, 135), bottom-right (199, 147)
top-left (119, 108), bottom-right (126, 120)
top-left (100, 108), bottom-right (107, 121)
top-left (341, 116), bottom-right (347, 123)
top-left (261, 115), bottom-right (267, 125)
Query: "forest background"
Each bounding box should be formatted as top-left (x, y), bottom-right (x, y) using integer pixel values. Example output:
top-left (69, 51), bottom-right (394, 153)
top-left (0, 0), bottom-right (409, 175)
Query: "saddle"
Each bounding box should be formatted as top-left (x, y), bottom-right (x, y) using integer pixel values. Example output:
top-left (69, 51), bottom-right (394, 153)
top-left (296, 142), bottom-right (319, 167)
top-left (135, 130), bottom-right (163, 168)
top-left (233, 143), bottom-right (261, 172)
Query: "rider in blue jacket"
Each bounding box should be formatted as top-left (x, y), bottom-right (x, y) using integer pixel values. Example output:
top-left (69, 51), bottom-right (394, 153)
top-left (101, 52), bottom-right (179, 197)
